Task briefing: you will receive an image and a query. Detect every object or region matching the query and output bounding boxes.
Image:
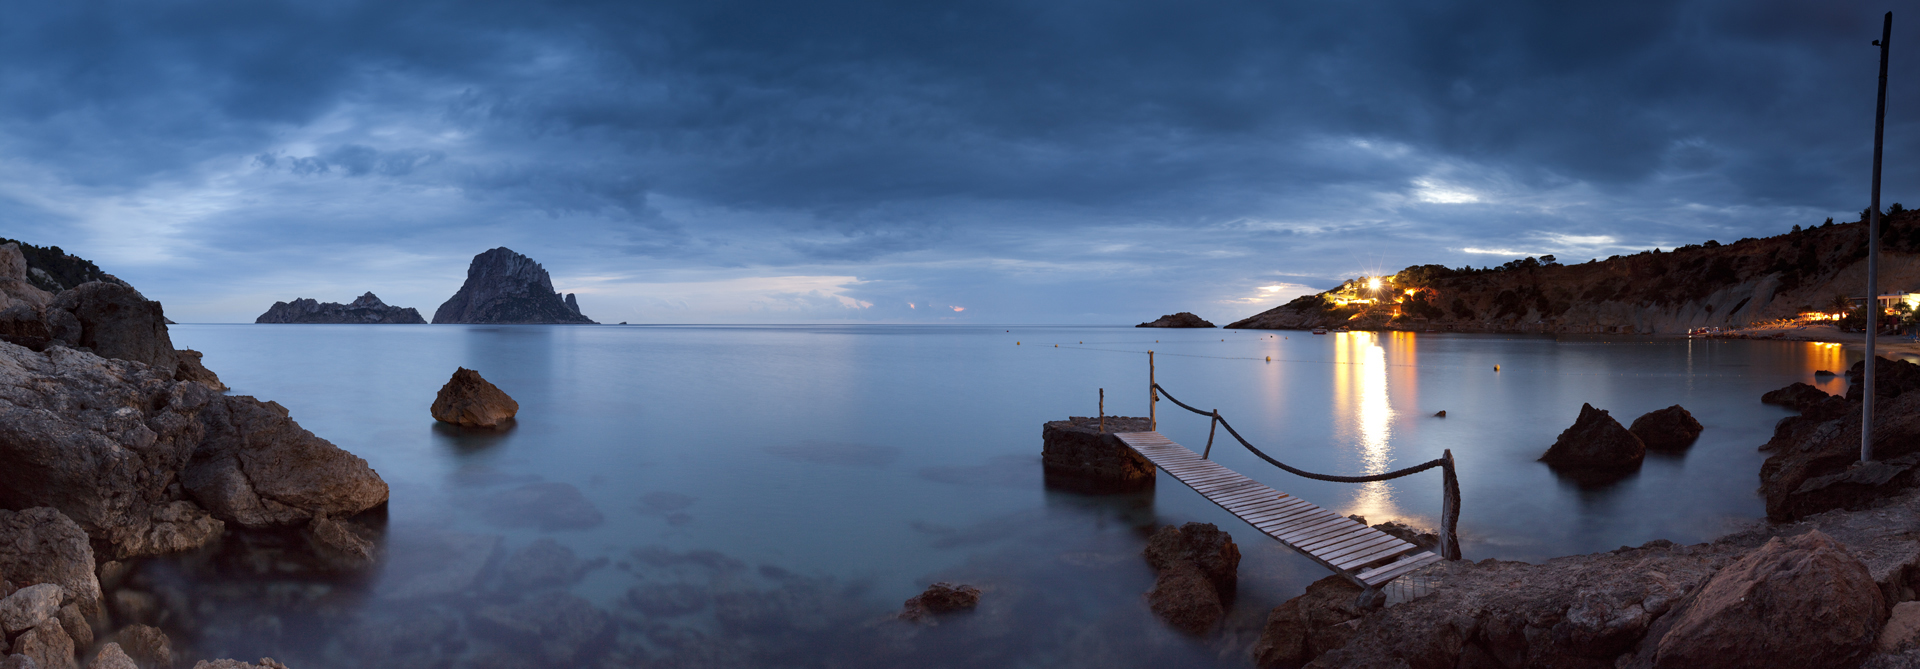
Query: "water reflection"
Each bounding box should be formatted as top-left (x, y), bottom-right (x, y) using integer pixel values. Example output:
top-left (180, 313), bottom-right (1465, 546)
top-left (1332, 332), bottom-right (1402, 521)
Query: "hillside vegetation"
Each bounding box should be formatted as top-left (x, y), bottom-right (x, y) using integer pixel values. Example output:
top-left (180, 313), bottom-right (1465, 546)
top-left (1228, 209), bottom-right (1920, 334)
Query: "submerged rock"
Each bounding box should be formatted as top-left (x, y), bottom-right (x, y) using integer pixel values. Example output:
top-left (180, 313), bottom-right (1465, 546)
top-left (1629, 405), bottom-right (1704, 451)
top-left (1142, 523), bottom-right (1240, 635)
top-left (470, 592), bottom-right (613, 665)
top-left (430, 248), bottom-right (595, 324)
top-left (1540, 403), bottom-right (1645, 469)
top-left (1135, 312), bottom-right (1216, 328)
top-left (499, 538), bottom-right (604, 590)
top-left (430, 368), bottom-right (518, 428)
top-left (481, 483), bottom-right (604, 531)
top-left (1040, 416), bottom-right (1156, 493)
top-left (1636, 530), bottom-right (1883, 669)
top-left (898, 583), bottom-right (981, 622)
top-left (253, 292), bottom-right (426, 325)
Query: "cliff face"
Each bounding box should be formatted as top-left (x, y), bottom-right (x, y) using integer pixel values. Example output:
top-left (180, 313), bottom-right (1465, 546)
top-left (255, 292), bottom-right (427, 324)
top-left (1229, 212), bottom-right (1920, 334)
top-left (432, 248), bottom-right (596, 324)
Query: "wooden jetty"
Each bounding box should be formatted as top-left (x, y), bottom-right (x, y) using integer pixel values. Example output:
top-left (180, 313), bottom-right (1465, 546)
top-left (1114, 430), bottom-right (1442, 596)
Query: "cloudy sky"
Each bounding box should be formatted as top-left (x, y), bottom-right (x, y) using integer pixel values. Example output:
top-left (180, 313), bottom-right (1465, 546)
top-left (1, 1), bottom-right (1914, 324)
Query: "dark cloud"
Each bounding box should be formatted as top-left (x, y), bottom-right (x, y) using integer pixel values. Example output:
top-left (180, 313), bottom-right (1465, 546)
top-left (0, 0), bottom-right (1910, 322)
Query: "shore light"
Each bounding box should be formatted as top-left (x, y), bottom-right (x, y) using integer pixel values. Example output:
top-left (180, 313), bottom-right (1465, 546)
top-left (1369, 277), bottom-right (1382, 291)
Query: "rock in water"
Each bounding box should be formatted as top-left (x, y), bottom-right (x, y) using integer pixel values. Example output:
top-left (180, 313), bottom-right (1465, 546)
top-left (113, 624), bottom-right (171, 669)
top-left (898, 583), bottom-right (981, 622)
top-left (1142, 523), bottom-right (1240, 634)
top-left (431, 368), bottom-right (519, 428)
top-left (188, 660), bottom-right (290, 669)
top-left (184, 395), bottom-right (389, 530)
top-left (1628, 405), bottom-right (1703, 451)
top-left (1639, 530), bottom-right (1883, 669)
top-left (172, 349), bottom-right (226, 391)
top-left (89, 643), bottom-right (137, 669)
top-left (1540, 403), bottom-right (1645, 469)
top-left (431, 248), bottom-right (596, 324)
top-left (1135, 312), bottom-right (1216, 328)
top-left (1761, 382), bottom-right (1834, 412)
top-left (1251, 575), bottom-right (1365, 667)
top-left (254, 293), bottom-right (427, 324)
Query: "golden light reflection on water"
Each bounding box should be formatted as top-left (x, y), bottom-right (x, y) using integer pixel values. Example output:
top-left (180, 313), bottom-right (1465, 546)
top-left (1332, 331), bottom-right (1404, 522)
top-left (1804, 342), bottom-right (1849, 395)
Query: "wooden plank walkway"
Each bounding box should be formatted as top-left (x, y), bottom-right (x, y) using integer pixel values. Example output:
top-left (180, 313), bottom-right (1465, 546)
top-left (1114, 431), bottom-right (1441, 591)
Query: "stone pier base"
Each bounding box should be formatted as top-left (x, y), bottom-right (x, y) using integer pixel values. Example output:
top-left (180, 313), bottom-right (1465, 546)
top-left (1042, 416), bottom-right (1156, 493)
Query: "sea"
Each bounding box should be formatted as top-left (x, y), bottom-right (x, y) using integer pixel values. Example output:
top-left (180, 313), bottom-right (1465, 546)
top-left (148, 324), bottom-right (1877, 667)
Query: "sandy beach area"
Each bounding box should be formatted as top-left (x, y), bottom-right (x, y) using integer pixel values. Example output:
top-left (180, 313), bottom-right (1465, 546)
top-left (1723, 322), bottom-right (1920, 357)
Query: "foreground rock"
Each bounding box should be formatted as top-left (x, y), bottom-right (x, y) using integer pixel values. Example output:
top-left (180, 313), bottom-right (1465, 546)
top-left (1143, 522), bottom-right (1239, 635)
top-left (1273, 485), bottom-right (1920, 668)
top-left (1040, 416), bottom-right (1155, 493)
top-left (1540, 403), bottom-right (1645, 469)
top-left (430, 248), bottom-right (595, 324)
top-left (430, 368), bottom-right (518, 428)
top-left (1629, 405), bottom-right (1704, 451)
top-left (1135, 312), bottom-right (1215, 328)
top-left (0, 510), bottom-right (101, 621)
top-left (1762, 382), bottom-right (1835, 412)
top-left (1634, 530), bottom-right (1883, 669)
top-left (1251, 575), bottom-right (1364, 667)
top-left (898, 582), bottom-right (981, 622)
top-left (254, 293), bottom-right (426, 324)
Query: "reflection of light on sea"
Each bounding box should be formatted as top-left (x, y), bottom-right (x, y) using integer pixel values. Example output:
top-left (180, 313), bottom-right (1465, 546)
top-left (1333, 332), bottom-right (1400, 521)
top-left (1806, 342), bottom-right (1848, 395)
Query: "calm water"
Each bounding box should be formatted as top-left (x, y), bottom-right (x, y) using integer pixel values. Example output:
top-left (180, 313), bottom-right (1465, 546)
top-left (146, 325), bottom-right (1873, 667)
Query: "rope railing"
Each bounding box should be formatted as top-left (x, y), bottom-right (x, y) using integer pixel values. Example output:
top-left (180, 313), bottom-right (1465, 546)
top-left (1150, 380), bottom-right (1461, 561)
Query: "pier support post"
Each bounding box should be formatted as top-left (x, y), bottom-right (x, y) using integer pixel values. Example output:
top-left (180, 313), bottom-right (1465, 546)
top-left (1203, 410), bottom-right (1218, 459)
top-left (1439, 449), bottom-right (1461, 561)
top-left (1149, 350), bottom-right (1157, 431)
top-left (1099, 388), bottom-right (1105, 433)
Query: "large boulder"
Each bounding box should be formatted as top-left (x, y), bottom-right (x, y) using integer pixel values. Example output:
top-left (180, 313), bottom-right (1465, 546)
top-left (1040, 416), bottom-right (1156, 492)
top-left (1142, 523), bottom-right (1240, 635)
top-left (1637, 531), bottom-right (1884, 669)
top-left (1540, 403), bottom-right (1645, 469)
top-left (1629, 405), bottom-right (1704, 451)
top-left (1763, 382), bottom-right (1836, 413)
top-left (0, 510), bottom-right (101, 622)
top-left (183, 395), bottom-right (389, 529)
top-left (49, 283), bottom-right (175, 374)
top-left (431, 248), bottom-right (595, 324)
top-left (1136, 312), bottom-right (1216, 328)
top-left (430, 368), bottom-right (518, 428)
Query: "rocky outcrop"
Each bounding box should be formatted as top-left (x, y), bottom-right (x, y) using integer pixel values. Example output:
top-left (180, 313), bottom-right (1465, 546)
top-left (1540, 403), bottom-right (1646, 469)
top-left (1040, 416), bottom-right (1156, 492)
top-left (183, 396), bottom-right (389, 530)
top-left (1142, 523), bottom-right (1239, 635)
top-left (49, 283), bottom-right (176, 373)
top-left (430, 248), bottom-right (595, 324)
top-left (1136, 312), bottom-right (1215, 328)
top-left (0, 510), bottom-right (101, 623)
top-left (1629, 405), bottom-right (1704, 451)
top-left (110, 625), bottom-right (170, 669)
top-left (89, 643), bottom-right (136, 669)
top-left (898, 583), bottom-right (981, 622)
top-left (1634, 530), bottom-right (1883, 669)
top-left (1251, 575), bottom-right (1365, 667)
top-left (0, 240), bottom-right (124, 295)
top-left (15, 618), bottom-right (74, 669)
top-left (172, 350), bottom-right (224, 391)
top-left (1759, 366), bottom-right (1920, 522)
top-left (253, 293), bottom-right (426, 324)
top-left (1846, 356), bottom-right (1920, 402)
top-left (430, 368), bottom-right (518, 428)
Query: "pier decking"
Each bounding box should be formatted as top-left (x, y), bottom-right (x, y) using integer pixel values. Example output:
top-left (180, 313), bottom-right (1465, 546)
top-left (1114, 431), bottom-right (1442, 590)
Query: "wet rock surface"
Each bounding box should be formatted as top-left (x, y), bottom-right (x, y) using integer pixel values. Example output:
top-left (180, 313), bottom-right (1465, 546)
top-left (1142, 523), bottom-right (1240, 635)
top-left (430, 368), bottom-right (518, 429)
top-left (1540, 403), bottom-right (1646, 469)
top-left (898, 583), bottom-right (980, 622)
top-left (1760, 367), bottom-right (1920, 522)
top-left (1135, 312), bottom-right (1216, 328)
top-left (1251, 575), bottom-right (1363, 667)
top-left (1629, 404), bottom-right (1704, 451)
top-left (430, 248), bottom-right (595, 324)
top-left (253, 293), bottom-right (426, 325)
top-left (1041, 417), bottom-right (1156, 493)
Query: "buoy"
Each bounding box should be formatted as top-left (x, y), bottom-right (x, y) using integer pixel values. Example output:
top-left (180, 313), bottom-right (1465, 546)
top-left (1017, 342), bottom-right (1021, 345)
top-left (1494, 364), bottom-right (1500, 371)
top-left (1054, 344), bottom-right (1058, 347)
top-left (1266, 356), bottom-right (1271, 362)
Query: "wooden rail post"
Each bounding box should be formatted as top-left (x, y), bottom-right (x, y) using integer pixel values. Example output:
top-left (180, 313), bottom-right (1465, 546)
top-left (1202, 410), bottom-right (1218, 459)
top-left (1439, 449), bottom-right (1461, 561)
top-left (1148, 351), bottom-right (1157, 431)
top-left (1099, 388), bottom-right (1105, 433)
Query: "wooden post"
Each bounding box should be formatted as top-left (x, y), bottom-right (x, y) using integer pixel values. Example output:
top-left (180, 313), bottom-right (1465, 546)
top-left (1148, 350), bottom-right (1157, 431)
top-left (1202, 410), bottom-right (1218, 459)
top-left (1439, 449), bottom-right (1461, 561)
top-left (1865, 11), bottom-right (1893, 464)
top-left (1098, 388), bottom-right (1105, 433)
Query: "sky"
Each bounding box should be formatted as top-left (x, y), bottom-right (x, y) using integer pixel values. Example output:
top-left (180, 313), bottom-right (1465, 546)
top-left (2, 1), bottom-right (1917, 324)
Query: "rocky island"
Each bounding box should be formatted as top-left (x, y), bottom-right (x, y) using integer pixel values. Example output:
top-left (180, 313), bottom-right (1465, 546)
top-left (1137, 312), bottom-right (1216, 328)
top-left (431, 248), bottom-right (596, 324)
top-left (254, 292), bottom-right (426, 324)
